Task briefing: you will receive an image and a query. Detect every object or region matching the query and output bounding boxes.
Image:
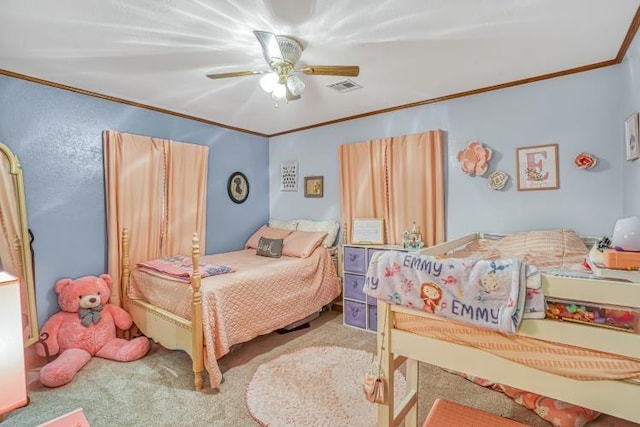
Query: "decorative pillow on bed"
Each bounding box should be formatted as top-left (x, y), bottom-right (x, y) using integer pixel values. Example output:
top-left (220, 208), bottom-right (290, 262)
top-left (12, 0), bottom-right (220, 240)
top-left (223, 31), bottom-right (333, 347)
top-left (245, 225), bottom-right (293, 249)
top-left (296, 219), bottom-right (340, 247)
top-left (256, 237), bottom-right (284, 258)
top-left (268, 219), bottom-right (299, 230)
top-left (282, 230), bottom-right (328, 258)
top-left (494, 229), bottom-right (587, 257)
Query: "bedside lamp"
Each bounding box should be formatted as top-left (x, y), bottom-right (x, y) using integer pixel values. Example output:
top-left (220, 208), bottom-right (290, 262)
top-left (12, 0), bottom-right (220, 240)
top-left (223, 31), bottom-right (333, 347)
top-left (0, 271), bottom-right (27, 420)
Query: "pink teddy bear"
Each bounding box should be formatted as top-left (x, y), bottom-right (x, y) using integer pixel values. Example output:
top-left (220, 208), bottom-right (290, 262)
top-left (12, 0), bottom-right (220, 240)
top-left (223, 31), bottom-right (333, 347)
top-left (36, 274), bottom-right (150, 387)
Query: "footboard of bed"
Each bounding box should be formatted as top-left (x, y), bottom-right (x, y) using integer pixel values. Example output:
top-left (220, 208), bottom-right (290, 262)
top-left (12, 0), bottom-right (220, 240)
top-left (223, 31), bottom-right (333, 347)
top-left (377, 302), bottom-right (640, 426)
top-left (120, 227), bottom-right (205, 391)
top-left (127, 299), bottom-right (193, 354)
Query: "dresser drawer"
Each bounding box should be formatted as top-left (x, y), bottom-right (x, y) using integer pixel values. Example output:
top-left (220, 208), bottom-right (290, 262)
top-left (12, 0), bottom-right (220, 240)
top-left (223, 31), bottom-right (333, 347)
top-left (343, 273), bottom-right (366, 301)
top-left (344, 301), bottom-right (366, 329)
top-left (367, 248), bottom-right (387, 265)
top-left (343, 246), bottom-right (367, 273)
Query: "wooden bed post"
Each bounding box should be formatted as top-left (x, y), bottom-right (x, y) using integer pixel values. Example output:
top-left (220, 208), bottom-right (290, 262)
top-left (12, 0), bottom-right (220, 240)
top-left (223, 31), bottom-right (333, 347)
top-left (379, 302), bottom-right (419, 427)
top-left (121, 228), bottom-right (131, 340)
top-left (190, 232), bottom-right (204, 391)
top-left (378, 301), bottom-right (394, 426)
top-left (405, 357), bottom-right (419, 427)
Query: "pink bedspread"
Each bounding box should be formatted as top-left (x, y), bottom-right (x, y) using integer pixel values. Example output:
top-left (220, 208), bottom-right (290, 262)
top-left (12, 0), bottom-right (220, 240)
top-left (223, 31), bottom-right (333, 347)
top-left (128, 248), bottom-right (340, 388)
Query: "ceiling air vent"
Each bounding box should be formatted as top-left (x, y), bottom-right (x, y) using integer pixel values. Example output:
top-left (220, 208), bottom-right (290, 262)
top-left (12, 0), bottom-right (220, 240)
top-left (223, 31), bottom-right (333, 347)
top-left (327, 79), bottom-right (363, 94)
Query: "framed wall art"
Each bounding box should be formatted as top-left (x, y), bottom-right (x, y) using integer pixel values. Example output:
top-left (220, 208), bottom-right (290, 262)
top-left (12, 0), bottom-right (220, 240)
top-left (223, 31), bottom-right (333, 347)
top-left (624, 113), bottom-right (640, 161)
top-left (227, 171), bottom-right (249, 204)
top-left (280, 161), bottom-right (298, 191)
top-left (304, 176), bottom-right (323, 198)
top-left (516, 143), bottom-right (559, 191)
top-left (351, 218), bottom-right (384, 244)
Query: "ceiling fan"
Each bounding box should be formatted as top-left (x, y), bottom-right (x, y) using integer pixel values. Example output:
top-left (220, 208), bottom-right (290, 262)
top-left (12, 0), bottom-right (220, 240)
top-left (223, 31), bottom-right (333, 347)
top-left (206, 31), bottom-right (359, 103)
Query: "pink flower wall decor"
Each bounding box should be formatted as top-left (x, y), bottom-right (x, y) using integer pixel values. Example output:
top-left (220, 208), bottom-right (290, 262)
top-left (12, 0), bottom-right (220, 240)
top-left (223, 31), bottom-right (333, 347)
top-left (457, 141), bottom-right (493, 176)
top-left (574, 153), bottom-right (597, 169)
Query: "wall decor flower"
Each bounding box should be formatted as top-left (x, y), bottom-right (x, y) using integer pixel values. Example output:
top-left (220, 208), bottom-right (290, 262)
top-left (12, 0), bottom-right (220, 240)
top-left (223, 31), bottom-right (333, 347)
top-left (457, 141), bottom-right (492, 176)
top-left (574, 153), bottom-right (597, 169)
top-left (488, 170), bottom-right (509, 190)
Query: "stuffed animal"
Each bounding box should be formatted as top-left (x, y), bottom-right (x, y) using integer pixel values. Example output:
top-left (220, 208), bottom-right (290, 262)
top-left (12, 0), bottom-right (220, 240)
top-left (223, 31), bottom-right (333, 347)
top-left (587, 236), bottom-right (612, 266)
top-left (36, 274), bottom-right (150, 387)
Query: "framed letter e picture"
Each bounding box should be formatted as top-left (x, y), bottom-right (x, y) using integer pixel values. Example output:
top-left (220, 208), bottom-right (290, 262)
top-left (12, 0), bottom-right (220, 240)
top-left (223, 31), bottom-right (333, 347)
top-left (516, 143), bottom-right (559, 191)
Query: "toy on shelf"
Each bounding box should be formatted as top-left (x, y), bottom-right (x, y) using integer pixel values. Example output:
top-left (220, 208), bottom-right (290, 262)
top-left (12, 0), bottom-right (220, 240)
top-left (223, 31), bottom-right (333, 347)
top-left (546, 297), bottom-right (639, 333)
top-left (402, 221), bottom-right (424, 250)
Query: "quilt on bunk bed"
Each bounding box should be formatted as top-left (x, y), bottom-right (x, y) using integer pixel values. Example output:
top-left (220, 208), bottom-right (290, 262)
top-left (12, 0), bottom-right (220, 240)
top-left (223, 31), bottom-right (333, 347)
top-left (127, 247), bottom-right (341, 388)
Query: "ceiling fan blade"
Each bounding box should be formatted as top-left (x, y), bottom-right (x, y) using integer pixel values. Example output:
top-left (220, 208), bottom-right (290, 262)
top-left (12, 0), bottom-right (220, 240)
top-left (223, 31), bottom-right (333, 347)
top-left (206, 70), bottom-right (270, 79)
top-left (299, 65), bottom-right (360, 77)
top-left (253, 30), bottom-right (283, 64)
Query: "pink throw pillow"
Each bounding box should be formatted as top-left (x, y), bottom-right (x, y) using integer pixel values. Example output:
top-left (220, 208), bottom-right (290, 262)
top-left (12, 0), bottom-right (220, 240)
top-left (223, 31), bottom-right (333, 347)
top-left (245, 225), bottom-right (293, 249)
top-left (282, 230), bottom-right (328, 258)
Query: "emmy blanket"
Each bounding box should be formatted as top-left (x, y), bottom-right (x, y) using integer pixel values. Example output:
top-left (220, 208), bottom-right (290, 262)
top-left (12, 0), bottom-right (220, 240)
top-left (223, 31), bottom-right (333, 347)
top-left (364, 251), bottom-right (536, 333)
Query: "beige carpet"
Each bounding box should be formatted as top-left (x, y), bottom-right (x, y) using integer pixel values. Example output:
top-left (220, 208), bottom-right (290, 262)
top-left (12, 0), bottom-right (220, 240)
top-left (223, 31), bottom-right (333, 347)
top-left (246, 346), bottom-right (406, 426)
top-left (3, 311), bottom-right (637, 426)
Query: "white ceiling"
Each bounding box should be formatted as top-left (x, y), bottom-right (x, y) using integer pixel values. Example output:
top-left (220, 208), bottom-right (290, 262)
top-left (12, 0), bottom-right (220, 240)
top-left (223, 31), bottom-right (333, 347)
top-left (1, 0), bottom-right (638, 136)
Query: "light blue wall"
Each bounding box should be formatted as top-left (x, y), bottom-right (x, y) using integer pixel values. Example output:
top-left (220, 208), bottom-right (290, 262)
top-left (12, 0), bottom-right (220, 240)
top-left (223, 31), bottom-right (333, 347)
top-left (4, 41), bottom-right (636, 327)
top-left (0, 75), bottom-right (269, 326)
top-left (269, 65), bottom-right (626, 241)
top-left (623, 33), bottom-right (640, 217)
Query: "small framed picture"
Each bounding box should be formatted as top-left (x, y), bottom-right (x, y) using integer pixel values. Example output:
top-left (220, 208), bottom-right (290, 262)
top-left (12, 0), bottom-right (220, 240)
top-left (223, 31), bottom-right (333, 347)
top-left (516, 143), bottom-right (559, 191)
top-left (304, 176), bottom-right (323, 198)
top-left (624, 113), bottom-right (640, 161)
top-left (351, 218), bottom-right (385, 245)
top-left (227, 171), bottom-right (249, 204)
top-left (280, 161), bottom-right (298, 191)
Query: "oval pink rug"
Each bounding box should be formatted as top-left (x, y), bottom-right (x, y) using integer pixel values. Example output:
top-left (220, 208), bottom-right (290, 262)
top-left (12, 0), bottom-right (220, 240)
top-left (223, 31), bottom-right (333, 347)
top-left (246, 346), bottom-right (406, 427)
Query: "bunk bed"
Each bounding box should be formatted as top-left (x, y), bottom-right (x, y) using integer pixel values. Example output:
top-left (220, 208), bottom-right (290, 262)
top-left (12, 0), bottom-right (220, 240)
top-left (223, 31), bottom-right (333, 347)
top-left (369, 231), bottom-right (640, 426)
top-left (119, 225), bottom-right (341, 391)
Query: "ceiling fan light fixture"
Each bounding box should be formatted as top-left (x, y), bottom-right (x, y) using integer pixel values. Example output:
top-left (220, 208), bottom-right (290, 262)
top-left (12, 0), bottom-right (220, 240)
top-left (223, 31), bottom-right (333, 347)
top-left (206, 30), bottom-right (360, 106)
top-left (272, 83), bottom-right (287, 100)
top-left (286, 75), bottom-right (305, 96)
top-left (275, 35), bottom-right (302, 67)
top-left (259, 72), bottom-right (278, 93)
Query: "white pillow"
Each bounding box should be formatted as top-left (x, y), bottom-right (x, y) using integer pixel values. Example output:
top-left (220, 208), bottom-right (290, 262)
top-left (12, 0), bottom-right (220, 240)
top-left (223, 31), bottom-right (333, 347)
top-left (296, 219), bottom-right (340, 247)
top-left (268, 219), bottom-right (298, 230)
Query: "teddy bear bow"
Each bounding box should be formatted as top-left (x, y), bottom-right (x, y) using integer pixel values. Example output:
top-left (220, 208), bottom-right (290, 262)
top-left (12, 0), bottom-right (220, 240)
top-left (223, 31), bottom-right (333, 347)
top-left (79, 305), bottom-right (103, 327)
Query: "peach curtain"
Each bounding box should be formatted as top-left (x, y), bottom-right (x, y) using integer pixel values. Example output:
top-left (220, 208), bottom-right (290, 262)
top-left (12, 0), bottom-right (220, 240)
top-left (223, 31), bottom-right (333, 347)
top-left (386, 130), bottom-right (445, 246)
top-left (165, 141), bottom-right (209, 256)
top-left (104, 131), bottom-right (210, 306)
top-left (338, 130), bottom-right (445, 246)
top-left (104, 131), bottom-right (167, 306)
top-left (338, 140), bottom-right (389, 244)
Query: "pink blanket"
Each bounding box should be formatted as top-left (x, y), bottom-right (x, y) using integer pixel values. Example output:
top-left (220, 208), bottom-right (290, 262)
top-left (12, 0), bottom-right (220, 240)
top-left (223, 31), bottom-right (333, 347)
top-left (137, 255), bottom-right (233, 282)
top-left (129, 248), bottom-right (341, 388)
top-left (461, 374), bottom-right (600, 427)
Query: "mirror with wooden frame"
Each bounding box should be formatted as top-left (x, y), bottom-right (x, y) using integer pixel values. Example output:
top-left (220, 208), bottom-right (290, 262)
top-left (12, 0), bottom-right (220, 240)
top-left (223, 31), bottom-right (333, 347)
top-left (0, 142), bottom-right (38, 346)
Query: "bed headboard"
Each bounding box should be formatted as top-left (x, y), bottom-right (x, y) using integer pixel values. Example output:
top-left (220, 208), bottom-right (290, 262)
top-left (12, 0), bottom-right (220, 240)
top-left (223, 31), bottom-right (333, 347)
top-left (268, 218), bottom-right (340, 247)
